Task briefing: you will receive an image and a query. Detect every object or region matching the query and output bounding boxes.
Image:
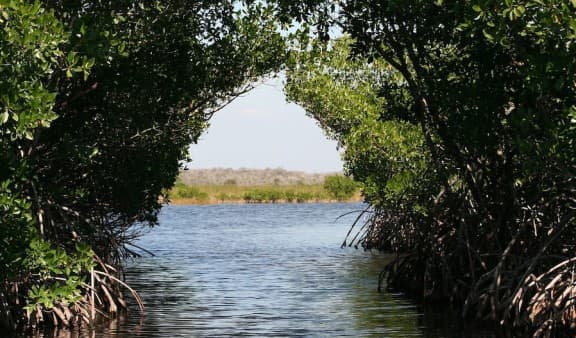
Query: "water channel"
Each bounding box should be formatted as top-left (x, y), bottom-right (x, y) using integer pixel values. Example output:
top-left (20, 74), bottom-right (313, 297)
top-left (20, 203), bottom-right (495, 337)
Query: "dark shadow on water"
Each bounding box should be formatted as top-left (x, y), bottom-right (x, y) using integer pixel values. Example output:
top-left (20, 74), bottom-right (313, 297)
top-left (345, 252), bottom-right (496, 338)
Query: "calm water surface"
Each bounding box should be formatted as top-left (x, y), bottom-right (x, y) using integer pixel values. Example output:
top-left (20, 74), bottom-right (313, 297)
top-left (23, 203), bottom-right (495, 337)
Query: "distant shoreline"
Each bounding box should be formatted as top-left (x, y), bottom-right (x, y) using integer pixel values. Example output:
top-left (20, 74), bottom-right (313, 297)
top-left (168, 169), bottom-right (362, 205)
top-left (167, 197), bottom-right (363, 206)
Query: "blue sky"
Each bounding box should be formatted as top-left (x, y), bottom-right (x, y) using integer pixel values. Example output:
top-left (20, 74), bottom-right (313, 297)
top-left (188, 78), bottom-right (344, 173)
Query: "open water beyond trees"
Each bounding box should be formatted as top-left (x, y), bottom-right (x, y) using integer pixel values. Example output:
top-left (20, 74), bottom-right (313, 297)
top-left (19, 203), bottom-right (494, 337)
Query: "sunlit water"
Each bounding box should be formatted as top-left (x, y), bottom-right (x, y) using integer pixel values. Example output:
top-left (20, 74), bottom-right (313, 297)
top-left (18, 203), bottom-right (495, 337)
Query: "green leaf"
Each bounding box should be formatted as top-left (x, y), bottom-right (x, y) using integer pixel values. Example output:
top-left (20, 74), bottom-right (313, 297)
top-left (24, 130), bottom-right (34, 140)
top-left (482, 29), bottom-right (495, 41)
top-left (66, 52), bottom-right (75, 65)
top-left (515, 6), bottom-right (526, 16)
top-left (0, 110), bottom-right (9, 124)
top-left (85, 57), bottom-right (95, 68)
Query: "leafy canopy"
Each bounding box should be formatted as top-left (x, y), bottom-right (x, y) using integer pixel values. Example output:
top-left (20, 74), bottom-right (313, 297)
top-left (1, 0), bottom-right (286, 327)
top-left (279, 0), bottom-right (576, 333)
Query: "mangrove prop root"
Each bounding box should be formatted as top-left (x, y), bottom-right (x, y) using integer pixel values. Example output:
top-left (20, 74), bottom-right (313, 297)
top-left (344, 202), bottom-right (576, 336)
top-left (1, 257), bottom-right (143, 331)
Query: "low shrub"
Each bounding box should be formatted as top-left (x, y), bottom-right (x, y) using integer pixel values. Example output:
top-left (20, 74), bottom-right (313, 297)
top-left (323, 175), bottom-right (358, 201)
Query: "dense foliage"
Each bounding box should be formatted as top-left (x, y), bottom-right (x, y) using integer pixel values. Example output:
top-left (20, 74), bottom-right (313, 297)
top-left (4, 0), bottom-right (576, 335)
top-left (286, 38), bottom-right (434, 210)
top-left (1, 0), bottom-right (284, 329)
top-left (283, 1), bottom-right (576, 335)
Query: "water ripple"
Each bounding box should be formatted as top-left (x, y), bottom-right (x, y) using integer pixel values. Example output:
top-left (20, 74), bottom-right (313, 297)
top-left (22, 203), bottom-right (494, 338)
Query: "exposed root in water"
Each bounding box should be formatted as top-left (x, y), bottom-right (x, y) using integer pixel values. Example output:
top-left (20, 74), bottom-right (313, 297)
top-left (344, 195), bottom-right (576, 337)
top-left (1, 254), bottom-right (143, 332)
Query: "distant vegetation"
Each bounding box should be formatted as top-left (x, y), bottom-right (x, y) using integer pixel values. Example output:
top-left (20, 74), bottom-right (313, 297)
top-left (179, 168), bottom-right (337, 186)
top-left (169, 170), bottom-right (361, 204)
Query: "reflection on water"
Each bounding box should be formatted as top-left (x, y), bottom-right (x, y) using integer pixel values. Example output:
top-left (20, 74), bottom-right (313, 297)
top-left (17, 203), bottom-right (494, 337)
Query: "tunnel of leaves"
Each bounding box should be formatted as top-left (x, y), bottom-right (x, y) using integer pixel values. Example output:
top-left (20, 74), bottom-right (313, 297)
top-left (2, 1), bottom-right (576, 337)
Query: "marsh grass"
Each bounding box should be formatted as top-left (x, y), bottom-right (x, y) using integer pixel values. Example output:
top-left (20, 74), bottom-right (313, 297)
top-left (168, 183), bottom-right (362, 204)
